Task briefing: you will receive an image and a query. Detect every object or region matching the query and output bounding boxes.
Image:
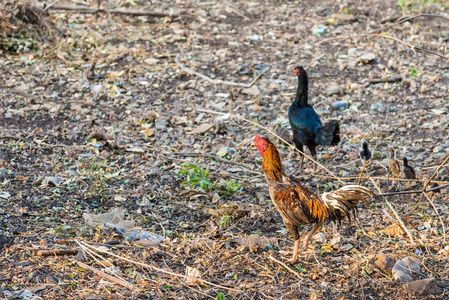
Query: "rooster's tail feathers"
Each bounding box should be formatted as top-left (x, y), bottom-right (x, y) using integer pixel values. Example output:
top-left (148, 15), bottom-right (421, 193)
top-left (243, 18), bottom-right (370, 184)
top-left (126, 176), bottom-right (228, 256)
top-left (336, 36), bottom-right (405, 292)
top-left (322, 185), bottom-right (373, 225)
top-left (315, 120), bottom-right (340, 146)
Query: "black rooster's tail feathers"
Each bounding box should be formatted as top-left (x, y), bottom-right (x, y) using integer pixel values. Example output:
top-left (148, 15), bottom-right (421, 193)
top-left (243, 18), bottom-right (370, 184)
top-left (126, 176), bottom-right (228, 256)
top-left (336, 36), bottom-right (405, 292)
top-left (315, 120), bottom-right (340, 146)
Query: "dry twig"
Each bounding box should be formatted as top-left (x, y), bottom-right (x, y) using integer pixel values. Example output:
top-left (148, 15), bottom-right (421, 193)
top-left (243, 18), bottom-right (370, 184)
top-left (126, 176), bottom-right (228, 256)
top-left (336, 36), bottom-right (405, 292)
top-left (422, 193), bottom-right (446, 245)
top-left (50, 4), bottom-right (179, 17)
top-left (79, 241), bottom-right (242, 293)
top-left (370, 13), bottom-right (449, 34)
top-left (37, 248), bottom-right (78, 256)
top-left (77, 261), bottom-right (139, 292)
top-left (195, 108), bottom-right (345, 185)
top-left (370, 179), bottom-right (415, 246)
top-left (374, 183), bottom-right (449, 197)
top-left (232, 115), bottom-right (346, 185)
top-left (306, 32), bottom-right (448, 69)
top-left (422, 155), bottom-right (449, 191)
top-left (176, 54), bottom-right (270, 88)
top-left (268, 256), bottom-right (303, 280)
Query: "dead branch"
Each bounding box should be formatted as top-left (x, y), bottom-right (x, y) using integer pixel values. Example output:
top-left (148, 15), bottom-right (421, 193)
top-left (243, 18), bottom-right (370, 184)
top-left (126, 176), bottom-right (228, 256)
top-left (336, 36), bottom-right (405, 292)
top-left (77, 261), bottom-right (139, 292)
top-left (371, 13), bottom-right (449, 34)
top-left (422, 155), bottom-right (449, 191)
top-left (43, 0), bottom-right (63, 12)
top-left (368, 77), bottom-right (402, 84)
top-left (306, 33), bottom-right (448, 69)
top-left (268, 255), bottom-right (303, 280)
top-left (49, 5), bottom-right (179, 17)
top-left (315, 175), bottom-right (448, 185)
top-left (233, 115), bottom-right (346, 185)
top-left (423, 164), bottom-right (449, 170)
top-left (422, 193), bottom-right (446, 245)
top-left (195, 107), bottom-right (345, 185)
top-left (370, 179), bottom-right (415, 246)
top-left (37, 248), bottom-right (79, 256)
top-left (79, 241), bottom-right (243, 293)
top-left (175, 54), bottom-right (270, 88)
top-left (374, 183), bottom-right (449, 197)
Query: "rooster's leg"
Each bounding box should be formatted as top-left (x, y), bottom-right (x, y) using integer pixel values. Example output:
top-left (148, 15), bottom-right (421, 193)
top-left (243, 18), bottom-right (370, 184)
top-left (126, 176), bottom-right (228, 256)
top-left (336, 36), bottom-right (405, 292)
top-left (309, 147), bottom-right (317, 174)
top-left (285, 224), bottom-right (300, 263)
top-left (288, 239), bottom-right (300, 263)
top-left (297, 144), bottom-right (304, 173)
top-left (299, 154), bottom-right (304, 173)
top-left (303, 221), bottom-right (323, 248)
top-left (312, 155), bottom-right (317, 174)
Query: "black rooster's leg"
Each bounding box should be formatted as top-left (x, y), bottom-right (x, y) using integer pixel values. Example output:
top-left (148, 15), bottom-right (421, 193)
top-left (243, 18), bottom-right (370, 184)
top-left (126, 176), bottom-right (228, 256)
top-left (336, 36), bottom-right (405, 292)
top-left (309, 147), bottom-right (317, 174)
top-left (295, 143), bottom-right (304, 173)
top-left (303, 221), bottom-right (323, 248)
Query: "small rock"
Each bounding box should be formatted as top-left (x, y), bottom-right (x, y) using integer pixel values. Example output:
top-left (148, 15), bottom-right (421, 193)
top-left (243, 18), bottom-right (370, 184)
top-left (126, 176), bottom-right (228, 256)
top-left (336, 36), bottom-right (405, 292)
top-left (433, 146), bottom-right (442, 153)
top-left (404, 278), bottom-right (442, 296)
top-left (392, 257), bottom-right (421, 282)
top-left (155, 119), bottom-right (167, 131)
top-left (326, 85), bottom-right (340, 96)
top-left (0, 191), bottom-right (11, 199)
top-left (375, 254), bottom-right (395, 275)
top-left (41, 177), bottom-right (61, 187)
top-left (358, 53), bottom-right (376, 64)
top-left (340, 243), bottom-right (353, 251)
top-left (314, 232), bottom-right (326, 243)
top-left (143, 128), bottom-right (154, 137)
top-left (330, 101), bottom-right (348, 110)
top-left (241, 85), bottom-right (260, 96)
top-left (216, 147), bottom-right (236, 158)
top-left (192, 123), bottom-right (214, 134)
top-left (211, 192), bottom-right (220, 204)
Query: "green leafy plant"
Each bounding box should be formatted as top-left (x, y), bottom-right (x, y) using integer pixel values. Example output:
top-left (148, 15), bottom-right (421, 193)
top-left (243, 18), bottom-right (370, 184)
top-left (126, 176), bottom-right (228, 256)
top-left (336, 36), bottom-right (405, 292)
top-left (410, 66), bottom-right (417, 78)
top-left (216, 293), bottom-right (226, 300)
top-left (178, 163), bottom-right (215, 191)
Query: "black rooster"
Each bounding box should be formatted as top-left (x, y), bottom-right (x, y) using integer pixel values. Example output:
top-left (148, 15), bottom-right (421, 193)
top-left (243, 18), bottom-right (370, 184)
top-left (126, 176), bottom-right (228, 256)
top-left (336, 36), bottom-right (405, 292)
top-left (289, 66), bottom-right (340, 172)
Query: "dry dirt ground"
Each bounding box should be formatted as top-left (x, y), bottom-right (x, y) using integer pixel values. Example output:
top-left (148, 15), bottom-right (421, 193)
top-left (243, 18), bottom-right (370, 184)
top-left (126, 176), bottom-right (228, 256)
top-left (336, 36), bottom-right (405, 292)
top-left (1, 0), bottom-right (449, 299)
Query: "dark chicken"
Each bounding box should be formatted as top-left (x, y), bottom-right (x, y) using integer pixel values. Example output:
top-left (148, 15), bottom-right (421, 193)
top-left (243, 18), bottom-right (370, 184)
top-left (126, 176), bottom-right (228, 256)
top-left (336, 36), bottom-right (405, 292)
top-left (289, 66), bottom-right (340, 172)
top-left (402, 157), bottom-right (416, 179)
top-left (254, 136), bottom-right (373, 262)
top-left (360, 141), bottom-right (371, 166)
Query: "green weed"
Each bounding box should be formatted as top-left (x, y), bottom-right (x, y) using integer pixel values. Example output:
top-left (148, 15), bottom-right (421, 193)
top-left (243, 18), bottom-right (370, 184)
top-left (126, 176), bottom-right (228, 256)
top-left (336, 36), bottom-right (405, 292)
top-left (178, 163), bottom-right (215, 191)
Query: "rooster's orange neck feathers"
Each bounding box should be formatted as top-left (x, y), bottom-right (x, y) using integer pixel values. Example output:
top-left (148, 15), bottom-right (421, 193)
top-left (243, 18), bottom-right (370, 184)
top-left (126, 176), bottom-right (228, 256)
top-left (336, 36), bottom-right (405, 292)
top-left (262, 143), bottom-right (287, 181)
